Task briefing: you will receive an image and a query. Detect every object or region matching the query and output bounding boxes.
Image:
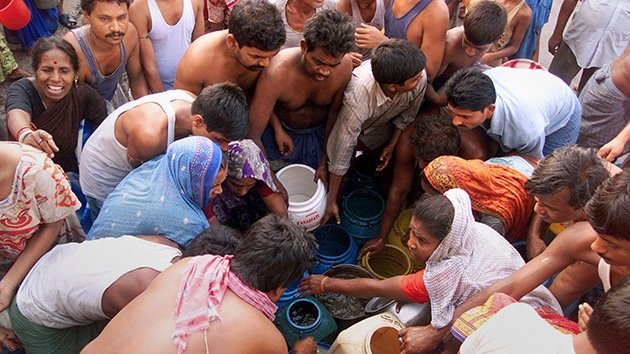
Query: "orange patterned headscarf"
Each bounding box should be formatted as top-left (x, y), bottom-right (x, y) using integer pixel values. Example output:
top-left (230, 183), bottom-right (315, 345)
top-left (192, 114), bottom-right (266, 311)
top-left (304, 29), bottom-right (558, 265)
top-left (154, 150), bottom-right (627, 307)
top-left (423, 156), bottom-right (535, 243)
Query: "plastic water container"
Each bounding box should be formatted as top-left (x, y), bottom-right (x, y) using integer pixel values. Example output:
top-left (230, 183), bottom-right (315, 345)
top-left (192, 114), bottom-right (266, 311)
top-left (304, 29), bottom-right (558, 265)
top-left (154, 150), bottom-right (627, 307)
top-left (361, 244), bottom-right (413, 280)
top-left (277, 164), bottom-right (327, 231)
top-left (365, 297), bottom-right (431, 327)
top-left (275, 297), bottom-right (338, 348)
top-left (0, 0), bottom-right (31, 30)
top-left (328, 313), bottom-right (405, 354)
top-left (341, 189), bottom-right (384, 246)
top-left (343, 154), bottom-right (381, 195)
top-left (311, 225), bottom-right (359, 274)
top-left (276, 272), bottom-right (308, 309)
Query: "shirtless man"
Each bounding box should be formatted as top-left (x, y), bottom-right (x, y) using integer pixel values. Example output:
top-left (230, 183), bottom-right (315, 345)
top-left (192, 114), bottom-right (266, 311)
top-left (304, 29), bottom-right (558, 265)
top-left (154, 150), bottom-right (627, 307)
top-left (63, 0), bottom-right (148, 108)
top-left (425, 1), bottom-right (506, 105)
top-left (82, 215), bottom-right (318, 354)
top-left (129, 0), bottom-right (205, 92)
top-left (248, 10), bottom-right (355, 173)
top-left (397, 147), bottom-right (626, 353)
top-left (174, 0), bottom-right (286, 95)
top-left (273, 0), bottom-right (337, 50)
top-left (9, 226), bottom-right (239, 354)
top-left (79, 83), bottom-right (248, 217)
top-left (354, 0), bottom-right (449, 81)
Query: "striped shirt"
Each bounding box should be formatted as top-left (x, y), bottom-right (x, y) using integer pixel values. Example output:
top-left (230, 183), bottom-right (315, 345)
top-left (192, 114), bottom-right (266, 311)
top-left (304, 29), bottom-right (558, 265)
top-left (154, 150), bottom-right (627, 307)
top-left (327, 60), bottom-right (426, 176)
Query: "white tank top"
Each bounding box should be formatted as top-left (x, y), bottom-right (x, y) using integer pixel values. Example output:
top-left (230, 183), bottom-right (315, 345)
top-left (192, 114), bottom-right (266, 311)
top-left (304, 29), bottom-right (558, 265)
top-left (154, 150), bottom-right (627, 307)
top-left (16, 236), bottom-right (181, 328)
top-left (79, 90), bottom-right (195, 201)
top-left (598, 258), bottom-right (612, 292)
top-left (349, 0), bottom-right (385, 30)
top-left (148, 0), bottom-right (195, 90)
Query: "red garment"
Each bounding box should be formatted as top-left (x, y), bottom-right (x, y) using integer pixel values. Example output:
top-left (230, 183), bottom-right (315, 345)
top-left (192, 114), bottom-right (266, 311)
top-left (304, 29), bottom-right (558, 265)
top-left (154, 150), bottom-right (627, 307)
top-left (401, 269), bottom-right (430, 304)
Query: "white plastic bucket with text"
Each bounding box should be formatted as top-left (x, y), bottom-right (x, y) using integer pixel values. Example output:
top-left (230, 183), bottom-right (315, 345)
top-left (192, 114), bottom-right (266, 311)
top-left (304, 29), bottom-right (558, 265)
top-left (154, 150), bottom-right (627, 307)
top-left (277, 164), bottom-right (327, 231)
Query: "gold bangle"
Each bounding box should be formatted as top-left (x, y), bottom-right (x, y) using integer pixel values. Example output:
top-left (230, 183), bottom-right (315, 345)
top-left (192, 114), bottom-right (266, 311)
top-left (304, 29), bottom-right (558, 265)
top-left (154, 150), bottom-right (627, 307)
top-left (320, 276), bottom-right (329, 293)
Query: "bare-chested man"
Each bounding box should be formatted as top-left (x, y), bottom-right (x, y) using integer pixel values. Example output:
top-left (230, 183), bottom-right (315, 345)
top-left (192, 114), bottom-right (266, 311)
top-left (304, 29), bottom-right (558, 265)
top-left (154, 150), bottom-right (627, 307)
top-left (129, 0), bottom-right (205, 92)
top-left (79, 83), bottom-right (249, 218)
top-left (174, 0), bottom-right (286, 95)
top-left (248, 9), bottom-right (355, 176)
top-left (354, 0), bottom-right (449, 81)
top-left (425, 1), bottom-right (506, 105)
top-left (63, 0), bottom-right (148, 109)
top-left (82, 215), bottom-right (318, 354)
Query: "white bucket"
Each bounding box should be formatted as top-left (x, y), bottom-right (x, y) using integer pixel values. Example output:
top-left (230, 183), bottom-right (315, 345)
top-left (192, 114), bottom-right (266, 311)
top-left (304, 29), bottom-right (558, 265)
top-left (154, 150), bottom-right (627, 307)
top-left (276, 164), bottom-right (327, 231)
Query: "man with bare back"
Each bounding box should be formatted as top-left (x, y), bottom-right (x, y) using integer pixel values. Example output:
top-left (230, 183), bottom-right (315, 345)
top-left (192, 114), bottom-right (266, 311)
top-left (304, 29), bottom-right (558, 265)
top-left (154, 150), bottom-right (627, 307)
top-left (174, 0), bottom-right (286, 95)
top-left (248, 9), bottom-right (355, 177)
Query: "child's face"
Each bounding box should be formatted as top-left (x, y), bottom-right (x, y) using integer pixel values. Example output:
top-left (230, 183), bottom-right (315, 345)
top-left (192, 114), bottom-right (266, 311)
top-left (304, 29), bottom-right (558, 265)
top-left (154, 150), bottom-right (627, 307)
top-left (462, 34), bottom-right (492, 59)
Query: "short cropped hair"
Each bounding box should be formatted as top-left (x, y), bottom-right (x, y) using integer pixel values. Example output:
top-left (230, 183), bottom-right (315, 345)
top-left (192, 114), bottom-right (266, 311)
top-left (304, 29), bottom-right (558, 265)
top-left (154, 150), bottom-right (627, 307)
top-left (411, 115), bottom-right (460, 164)
top-left (464, 1), bottom-right (507, 46)
top-left (231, 215), bottom-right (318, 292)
top-left (586, 171), bottom-right (630, 241)
top-left (372, 39), bottom-right (426, 85)
top-left (587, 276), bottom-right (630, 354)
top-left (412, 194), bottom-right (454, 241)
top-left (445, 68), bottom-right (496, 111)
top-left (228, 0), bottom-right (285, 51)
top-left (303, 10), bottom-right (355, 57)
top-left (192, 83), bottom-right (249, 141)
top-left (525, 146), bottom-right (610, 209)
top-left (81, 0), bottom-right (131, 13)
top-left (31, 37), bottom-right (79, 73)
top-left (182, 225), bottom-right (242, 257)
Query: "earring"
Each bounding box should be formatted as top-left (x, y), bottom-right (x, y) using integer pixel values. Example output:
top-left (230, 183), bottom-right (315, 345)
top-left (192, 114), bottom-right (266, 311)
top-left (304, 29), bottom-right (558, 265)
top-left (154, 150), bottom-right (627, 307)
top-left (74, 78), bottom-right (78, 88)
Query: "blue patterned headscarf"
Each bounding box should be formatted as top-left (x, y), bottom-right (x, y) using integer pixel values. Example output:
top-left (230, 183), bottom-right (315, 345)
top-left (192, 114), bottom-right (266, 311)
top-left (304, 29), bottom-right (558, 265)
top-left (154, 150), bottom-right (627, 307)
top-left (88, 137), bottom-right (223, 247)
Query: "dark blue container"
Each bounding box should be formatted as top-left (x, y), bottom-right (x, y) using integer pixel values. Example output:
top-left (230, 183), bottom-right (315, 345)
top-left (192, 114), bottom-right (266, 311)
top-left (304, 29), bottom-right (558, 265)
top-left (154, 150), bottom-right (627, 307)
top-left (276, 272), bottom-right (308, 309)
top-left (275, 297), bottom-right (338, 348)
top-left (343, 154), bottom-right (381, 195)
top-left (341, 189), bottom-right (385, 246)
top-left (311, 224), bottom-right (359, 274)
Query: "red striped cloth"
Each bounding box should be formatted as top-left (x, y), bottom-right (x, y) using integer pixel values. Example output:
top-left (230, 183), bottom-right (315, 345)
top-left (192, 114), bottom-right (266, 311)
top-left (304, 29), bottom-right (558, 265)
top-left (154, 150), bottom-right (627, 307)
top-left (172, 255), bottom-right (278, 353)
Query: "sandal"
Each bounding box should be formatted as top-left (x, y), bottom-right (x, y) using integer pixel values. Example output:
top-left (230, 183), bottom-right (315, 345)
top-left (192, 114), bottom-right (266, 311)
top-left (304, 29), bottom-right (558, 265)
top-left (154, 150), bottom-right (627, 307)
top-left (59, 14), bottom-right (78, 29)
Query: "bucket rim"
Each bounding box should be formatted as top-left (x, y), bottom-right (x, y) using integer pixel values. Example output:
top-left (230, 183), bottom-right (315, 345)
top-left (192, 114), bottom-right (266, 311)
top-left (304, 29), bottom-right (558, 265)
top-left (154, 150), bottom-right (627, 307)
top-left (285, 297), bottom-right (322, 331)
top-left (361, 244), bottom-right (413, 280)
top-left (277, 164), bottom-right (325, 208)
top-left (342, 189), bottom-right (385, 221)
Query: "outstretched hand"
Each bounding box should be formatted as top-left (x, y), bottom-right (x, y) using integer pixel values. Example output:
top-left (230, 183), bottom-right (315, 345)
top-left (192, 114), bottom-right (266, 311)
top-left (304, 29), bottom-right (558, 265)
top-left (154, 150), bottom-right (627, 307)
top-left (22, 129), bottom-right (59, 158)
top-left (358, 237), bottom-right (385, 259)
top-left (321, 200), bottom-right (340, 225)
top-left (298, 275), bottom-right (328, 296)
top-left (0, 326), bottom-right (20, 352)
top-left (274, 128), bottom-right (294, 156)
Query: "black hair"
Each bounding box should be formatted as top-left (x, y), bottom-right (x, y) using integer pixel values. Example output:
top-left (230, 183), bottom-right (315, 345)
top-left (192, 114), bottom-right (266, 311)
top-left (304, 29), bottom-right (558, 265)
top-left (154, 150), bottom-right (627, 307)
top-left (192, 83), bottom-right (249, 141)
top-left (372, 39), bottom-right (426, 85)
top-left (81, 0), bottom-right (131, 13)
top-left (230, 215), bottom-right (318, 292)
top-left (410, 115), bottom-right (460, 164)
top-left (412, 194), bottom-right (454, 240)
top-left (444, 68), bottom-right (496, 111)
top-left (303, 10), bottom-right (355, 57)
top-left (31, 37), bottom-right (79, 73)
top-left (587, 276), bottom-right (630, 354)
top-left (228, 0), bottom-right (286, 51)
top-left (464, 1), bottom-right (507, 46)
top-left (585, 171), bottom-right (630, 241)
top-left (182, 224), bottom-right (242, 257)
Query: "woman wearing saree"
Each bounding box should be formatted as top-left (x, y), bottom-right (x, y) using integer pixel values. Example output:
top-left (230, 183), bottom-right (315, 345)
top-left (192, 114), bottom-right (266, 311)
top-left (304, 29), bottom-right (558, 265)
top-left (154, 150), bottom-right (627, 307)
top-left (87, 136), bottom-right (227, 248)
top-left (5, 36), bottom-right (107, 174)
top-left (205, 139), bottom-right (287, 232)
top-left (421, 155), bottom-right (535, 243)
top-left (0, 142), bottom-right (84, 316)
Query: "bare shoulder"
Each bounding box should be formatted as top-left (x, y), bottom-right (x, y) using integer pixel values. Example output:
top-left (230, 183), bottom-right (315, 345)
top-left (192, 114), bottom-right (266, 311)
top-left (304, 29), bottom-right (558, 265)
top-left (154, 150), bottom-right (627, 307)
top-left (124, 22), bottom-right (141, 50)
top-left (426, 0), bottom-right (449, 16)
top-left (515, 3), bottom-right (532, 23)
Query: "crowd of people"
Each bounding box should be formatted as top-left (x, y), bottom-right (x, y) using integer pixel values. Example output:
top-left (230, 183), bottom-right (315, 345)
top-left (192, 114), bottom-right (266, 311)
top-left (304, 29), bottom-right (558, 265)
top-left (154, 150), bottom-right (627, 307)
top-left (1, 0), bottom-right (629, 352)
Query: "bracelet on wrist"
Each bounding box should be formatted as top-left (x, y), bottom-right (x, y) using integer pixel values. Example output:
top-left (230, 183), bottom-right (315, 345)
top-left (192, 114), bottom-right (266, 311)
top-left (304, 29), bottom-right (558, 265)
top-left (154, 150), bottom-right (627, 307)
top-left (320, 276), bottom-right (329, 293)
top-left (18, 129), bottom-right (34, 143)
top-left (15, 126), bottom-right (33, 142)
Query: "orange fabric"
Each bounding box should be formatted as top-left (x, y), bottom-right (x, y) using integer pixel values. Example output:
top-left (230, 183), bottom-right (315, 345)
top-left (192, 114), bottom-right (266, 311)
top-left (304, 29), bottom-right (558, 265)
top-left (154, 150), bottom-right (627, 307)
top-left (401, 269), bottom-right (430, 304)
top-left (423, 156), bottom-right (535, 243)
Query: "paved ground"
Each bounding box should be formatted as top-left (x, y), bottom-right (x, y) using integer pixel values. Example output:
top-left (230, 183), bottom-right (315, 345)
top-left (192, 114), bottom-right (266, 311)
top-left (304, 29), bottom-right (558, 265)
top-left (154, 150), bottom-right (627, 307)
top-left (1, 0), bottom-right (568, 139)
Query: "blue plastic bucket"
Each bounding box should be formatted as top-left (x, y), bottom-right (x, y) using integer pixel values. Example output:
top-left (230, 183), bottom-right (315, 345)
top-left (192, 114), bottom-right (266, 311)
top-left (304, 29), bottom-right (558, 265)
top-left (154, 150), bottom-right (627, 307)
top-left (276, 272), bottom-right (308, 309)
top-left (341, 189), bottom-right (385, 246)
top-left (276, 297), bottom-right (338, 348)
top-left (311, 225), bottom-right (358, 274)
